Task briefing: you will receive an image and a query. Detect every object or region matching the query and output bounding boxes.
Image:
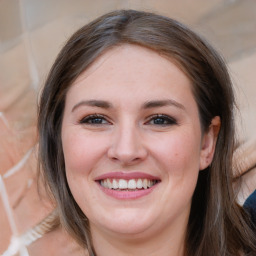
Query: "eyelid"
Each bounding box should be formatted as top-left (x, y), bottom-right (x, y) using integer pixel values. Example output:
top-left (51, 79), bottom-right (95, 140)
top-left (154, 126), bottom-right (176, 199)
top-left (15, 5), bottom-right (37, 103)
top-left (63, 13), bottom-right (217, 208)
top-left (145, 114), bottom-right (177, 125)
top-left (79, 114), bottom-right (112, 125)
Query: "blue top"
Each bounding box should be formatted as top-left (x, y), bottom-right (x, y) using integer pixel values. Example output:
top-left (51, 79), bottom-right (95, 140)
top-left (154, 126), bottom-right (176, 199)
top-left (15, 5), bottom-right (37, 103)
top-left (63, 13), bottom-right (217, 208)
top-left (243, 190), bottom-right (256, 228)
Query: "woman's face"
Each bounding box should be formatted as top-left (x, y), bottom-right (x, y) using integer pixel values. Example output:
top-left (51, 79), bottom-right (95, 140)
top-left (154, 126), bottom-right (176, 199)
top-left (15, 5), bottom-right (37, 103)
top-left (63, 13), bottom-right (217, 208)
top-left (61, 45), bottom-right (215, 240)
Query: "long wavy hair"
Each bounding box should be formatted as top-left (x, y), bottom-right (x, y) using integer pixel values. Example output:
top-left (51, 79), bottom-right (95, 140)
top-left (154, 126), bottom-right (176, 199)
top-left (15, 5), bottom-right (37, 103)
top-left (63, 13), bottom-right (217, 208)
top-left (38, 9), bottom-right (256, 255)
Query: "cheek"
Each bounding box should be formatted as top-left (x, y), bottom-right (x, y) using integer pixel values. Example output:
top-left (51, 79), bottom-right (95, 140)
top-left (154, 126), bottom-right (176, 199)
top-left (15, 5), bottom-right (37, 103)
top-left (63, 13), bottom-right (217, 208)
top-left (62, 131), bottom-right (109, 175)
top-left (62, 132), bottom-right (109, 208)
top-left (150, 130), bottom-right (202, 177)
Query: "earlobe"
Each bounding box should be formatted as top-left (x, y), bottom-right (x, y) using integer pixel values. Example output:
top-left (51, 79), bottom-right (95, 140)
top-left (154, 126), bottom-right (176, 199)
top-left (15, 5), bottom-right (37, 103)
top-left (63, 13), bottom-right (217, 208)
top-left (199, 116), bottom-right (221, 170)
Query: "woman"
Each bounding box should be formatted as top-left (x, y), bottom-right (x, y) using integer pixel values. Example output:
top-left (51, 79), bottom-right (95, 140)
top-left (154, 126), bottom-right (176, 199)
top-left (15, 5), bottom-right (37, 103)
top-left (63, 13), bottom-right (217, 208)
top-left (38, 10), bottom-right (256, 255)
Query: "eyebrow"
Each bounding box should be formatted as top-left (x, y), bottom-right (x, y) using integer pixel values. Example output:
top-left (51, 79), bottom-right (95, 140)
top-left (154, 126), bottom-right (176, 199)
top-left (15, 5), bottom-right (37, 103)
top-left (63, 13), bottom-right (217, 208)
top-left (142, 99), bottom-right (185, 110)
top-left (72, 99), bottom-right (185, 112)
top-left (72, 100), bottom-right (113, 112)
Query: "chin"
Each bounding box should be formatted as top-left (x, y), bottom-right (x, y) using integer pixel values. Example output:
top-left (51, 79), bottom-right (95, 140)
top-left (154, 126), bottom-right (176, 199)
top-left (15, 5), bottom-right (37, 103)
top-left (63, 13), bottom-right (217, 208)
top-left (90, 208), bottom-right (157, 237)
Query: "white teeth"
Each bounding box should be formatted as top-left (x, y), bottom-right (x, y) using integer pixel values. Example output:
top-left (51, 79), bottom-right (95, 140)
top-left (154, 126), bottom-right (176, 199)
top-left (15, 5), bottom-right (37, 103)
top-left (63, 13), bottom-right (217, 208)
top-left (107, 179), bottom-right (113, 189)
top-left (137, 179), bottom-right (143, 189)
top-left (112, 179), bottom-right (118, 189)
top-left (143, 179), bottom-right (147, 189)
top-left (119, 179), bottom-right (128, 189)
top-left (100, 178), bottom-right (157, 190)
top-left (128, 179), bottom-right (136, 189)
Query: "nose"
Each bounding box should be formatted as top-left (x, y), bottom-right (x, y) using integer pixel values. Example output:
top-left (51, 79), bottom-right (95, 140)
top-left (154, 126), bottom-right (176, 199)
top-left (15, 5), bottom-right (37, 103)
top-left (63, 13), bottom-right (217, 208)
top-left (107, 123), bottom-right (148, 165)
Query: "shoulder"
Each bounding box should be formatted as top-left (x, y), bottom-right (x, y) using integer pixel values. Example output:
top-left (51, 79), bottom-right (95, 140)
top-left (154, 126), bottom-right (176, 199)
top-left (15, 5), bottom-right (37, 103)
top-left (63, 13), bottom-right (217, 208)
top-left (244, 190), bottom-right (256, 226)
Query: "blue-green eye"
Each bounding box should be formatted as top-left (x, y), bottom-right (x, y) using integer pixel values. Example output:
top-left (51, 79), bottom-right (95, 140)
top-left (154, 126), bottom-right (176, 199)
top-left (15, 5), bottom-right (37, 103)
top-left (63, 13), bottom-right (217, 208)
top-left (79, 114), bottom-right (110, 125)
top-left (146, 114), bottom-right (177, 126)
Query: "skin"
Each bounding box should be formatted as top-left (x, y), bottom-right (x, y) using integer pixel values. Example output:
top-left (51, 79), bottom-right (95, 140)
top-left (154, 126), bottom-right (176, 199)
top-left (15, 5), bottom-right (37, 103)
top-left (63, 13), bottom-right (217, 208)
top-left (61, 45), bottom-right (220, 256)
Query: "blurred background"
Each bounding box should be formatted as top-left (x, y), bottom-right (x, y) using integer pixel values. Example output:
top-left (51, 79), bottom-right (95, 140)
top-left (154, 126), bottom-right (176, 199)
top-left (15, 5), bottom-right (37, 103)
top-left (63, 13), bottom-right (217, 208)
top-left (0, 0), bottom-right (256, 255)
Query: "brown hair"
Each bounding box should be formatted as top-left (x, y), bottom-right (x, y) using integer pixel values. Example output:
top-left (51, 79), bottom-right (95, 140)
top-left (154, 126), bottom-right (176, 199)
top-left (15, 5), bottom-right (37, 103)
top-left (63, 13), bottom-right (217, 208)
top-left (38, 9), bottom-right (256, 255)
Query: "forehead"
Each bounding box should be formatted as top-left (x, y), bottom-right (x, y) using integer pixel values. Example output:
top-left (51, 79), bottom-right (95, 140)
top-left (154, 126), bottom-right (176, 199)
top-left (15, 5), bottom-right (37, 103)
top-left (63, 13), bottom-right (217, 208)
top-left (70, 44), bottom-right (193, 97)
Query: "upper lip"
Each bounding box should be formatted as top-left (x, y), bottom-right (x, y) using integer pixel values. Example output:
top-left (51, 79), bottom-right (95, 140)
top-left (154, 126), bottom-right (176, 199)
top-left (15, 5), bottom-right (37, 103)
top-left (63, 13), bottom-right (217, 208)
top-left (94, 172), bottom-right (160, 181)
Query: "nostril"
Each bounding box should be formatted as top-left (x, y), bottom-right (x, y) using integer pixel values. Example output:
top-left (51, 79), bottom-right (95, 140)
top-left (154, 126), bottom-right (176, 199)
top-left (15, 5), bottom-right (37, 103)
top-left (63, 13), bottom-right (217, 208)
top-left (108, 149), bottom-right (147, 165)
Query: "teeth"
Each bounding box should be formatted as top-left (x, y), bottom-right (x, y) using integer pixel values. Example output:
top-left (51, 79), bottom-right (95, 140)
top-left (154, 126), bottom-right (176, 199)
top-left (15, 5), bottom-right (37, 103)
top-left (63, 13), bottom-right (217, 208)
top-left (119, 179), bottom-right (128, 189)
top-left (128, 179), bottom-right (136, 189)
top-left (112, 179), bottom-right (118, 189)
top-left (107, 179), bottom-right (112, 189)
top-left (100, 178), bottom-right (157, 190)
top-left (143, 179), bottom-right (147, 189)
top-left (137, 179), bottom-right (143, 189)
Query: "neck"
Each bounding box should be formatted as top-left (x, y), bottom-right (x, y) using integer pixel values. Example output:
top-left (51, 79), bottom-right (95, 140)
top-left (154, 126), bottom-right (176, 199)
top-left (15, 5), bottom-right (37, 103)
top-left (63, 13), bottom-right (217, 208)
top-left (90, 219), bottom-right (187, 256)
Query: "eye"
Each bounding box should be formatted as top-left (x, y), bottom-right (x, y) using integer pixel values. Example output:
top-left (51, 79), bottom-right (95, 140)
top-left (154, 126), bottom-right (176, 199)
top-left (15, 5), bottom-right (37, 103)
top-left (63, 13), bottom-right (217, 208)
top-left (146, 114), bottom-right (177, 126)
top-left (79, 114), bottom-right (111, 125)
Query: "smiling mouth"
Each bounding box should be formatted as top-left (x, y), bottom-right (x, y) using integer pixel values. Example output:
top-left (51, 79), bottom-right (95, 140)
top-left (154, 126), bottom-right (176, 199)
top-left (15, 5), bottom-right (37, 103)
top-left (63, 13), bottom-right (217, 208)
top-left (99, 178), bottom-right (160, 191)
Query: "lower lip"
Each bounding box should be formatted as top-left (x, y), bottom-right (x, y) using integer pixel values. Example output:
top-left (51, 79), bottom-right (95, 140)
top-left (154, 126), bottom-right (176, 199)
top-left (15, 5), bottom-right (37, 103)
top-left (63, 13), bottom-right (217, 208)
top-left (97, 183), bottom-right (159, 199)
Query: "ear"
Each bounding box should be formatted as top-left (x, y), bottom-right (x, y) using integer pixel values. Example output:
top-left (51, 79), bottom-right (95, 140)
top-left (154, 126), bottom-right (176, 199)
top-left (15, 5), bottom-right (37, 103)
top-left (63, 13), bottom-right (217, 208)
top-left (199, 116), bottom-right (221, 170)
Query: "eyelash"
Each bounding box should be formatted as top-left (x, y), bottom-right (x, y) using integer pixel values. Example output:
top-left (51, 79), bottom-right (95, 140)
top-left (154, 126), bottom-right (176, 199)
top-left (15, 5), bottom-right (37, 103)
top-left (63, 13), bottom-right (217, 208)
top-left (79, 114), bottom-right (110, 125)
top-left (145, 114), bottom-right (177, 126)
top-left (79, 114), bottom-right (177, 126)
